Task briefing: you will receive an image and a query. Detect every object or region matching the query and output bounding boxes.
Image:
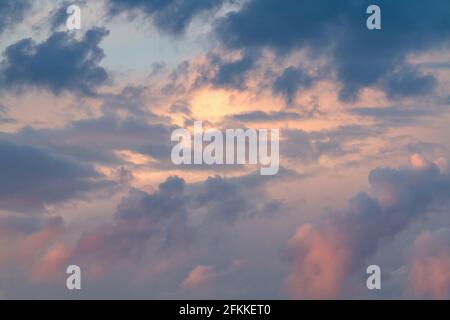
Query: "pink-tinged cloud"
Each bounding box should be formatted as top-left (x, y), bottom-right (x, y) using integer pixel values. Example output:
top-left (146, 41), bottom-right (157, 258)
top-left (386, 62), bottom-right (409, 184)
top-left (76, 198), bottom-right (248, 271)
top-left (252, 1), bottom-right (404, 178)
top-left (286, 155), bottom-right (450, 299)
top-left (0, 216), bottom-right (70, 283)
top-left (286, 223), bottom-right (352, 299)
top-left (181, 265), bottom-right (218, 290)
top-left (406, 229), bottom-right (450, 299)
top-left (31, 243), bottom-right (72, 281)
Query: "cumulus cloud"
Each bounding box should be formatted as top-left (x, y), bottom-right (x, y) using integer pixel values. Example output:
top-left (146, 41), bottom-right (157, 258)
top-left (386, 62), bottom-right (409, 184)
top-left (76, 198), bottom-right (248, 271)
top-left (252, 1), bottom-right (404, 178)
top-left (72, 177), bottom-right (190, 266)
top-left (216, 0), bottom-right (450, 100)
top-left (0, 28), bottom-right (110, 95)
top-left (287, 155), bottom-right (450, 298)
top-left (43, 174), bottom-right (281, 278)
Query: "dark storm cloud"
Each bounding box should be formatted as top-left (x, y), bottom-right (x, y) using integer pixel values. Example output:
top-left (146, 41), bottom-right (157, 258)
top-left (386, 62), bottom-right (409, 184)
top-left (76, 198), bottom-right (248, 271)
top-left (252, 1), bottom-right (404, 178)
top-left (0, 140), bottom-right (113, 212)
top-left (107, 0), bottom-right (226, 35)
top-left (216, 0), bottom-right (450, 100)
top-left (0, 28), bottom-right (110, 95)
top-left (0, 0), bottom-right (30, 33)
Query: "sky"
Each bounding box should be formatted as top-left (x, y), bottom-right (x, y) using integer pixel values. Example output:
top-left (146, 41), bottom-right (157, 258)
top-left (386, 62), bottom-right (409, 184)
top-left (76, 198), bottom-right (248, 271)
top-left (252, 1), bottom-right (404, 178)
top-left (0, 0), bottom-right (450, 299)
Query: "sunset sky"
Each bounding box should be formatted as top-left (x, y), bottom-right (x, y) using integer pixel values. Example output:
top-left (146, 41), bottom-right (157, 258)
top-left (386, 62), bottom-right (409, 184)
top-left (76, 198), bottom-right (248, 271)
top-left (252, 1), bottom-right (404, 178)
top-left (1, 0), bottom-right (450, 299)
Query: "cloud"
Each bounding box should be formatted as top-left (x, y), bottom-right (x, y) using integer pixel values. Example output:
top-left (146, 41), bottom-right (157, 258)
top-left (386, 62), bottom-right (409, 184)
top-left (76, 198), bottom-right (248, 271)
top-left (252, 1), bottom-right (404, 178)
top-left (181, 265), bottom-right (218, 289)
top-left (0, 105), bottom-right (16, 124)
top-left (406, 228), bottom-right (450, 299)
top-left (211, 50), bottom-right (258, 90)
top-left (196, 175), bottom-right (281, 223)
top-left (351, 100), bottom-right (450, 129)
top-left (107, 0), bottom-right (226, 35)
top-left (273, 66), bottom-right (315, 104)
top-left (0, 213), bottom-right (65, 284)
top-left (1, 113), bottom-right (175, 166)
top-left (287, 155), bottom-right (450, 298)
top-left (231, 111), bottom-right (302, 122)
top-left (192, 50), bottom-right (259, 90)
top-left (0, 140), bottom-right (113, 212)
top-left (49, 1), bottom-right (87, 30)
top-left (50, 173), bottom-right (281, 278)
top-left (99, 86), bottom-right (168, 120)
top-left (287, 223), bottom-right (353, 299)
top-left (0, 0), bottom-right (30, 33)
top-left (216, 0), bottom-right (450, 100)
top-left (349, 105), bottom-right (437, 125)
top-left (180, 261), bottom-right (247, 293)
top-left (379, 66), bottom-right (437, 100)
top-left (281, 125), bottom-right (378, 164)
top-left (0, 28), bottom-right (110, 95)
top-left (0, 214), bottom-right (62, 238)
top-left (170, 100), bottom-right (192, 115)
top-left (75, 178), bottom-right (189, 262)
